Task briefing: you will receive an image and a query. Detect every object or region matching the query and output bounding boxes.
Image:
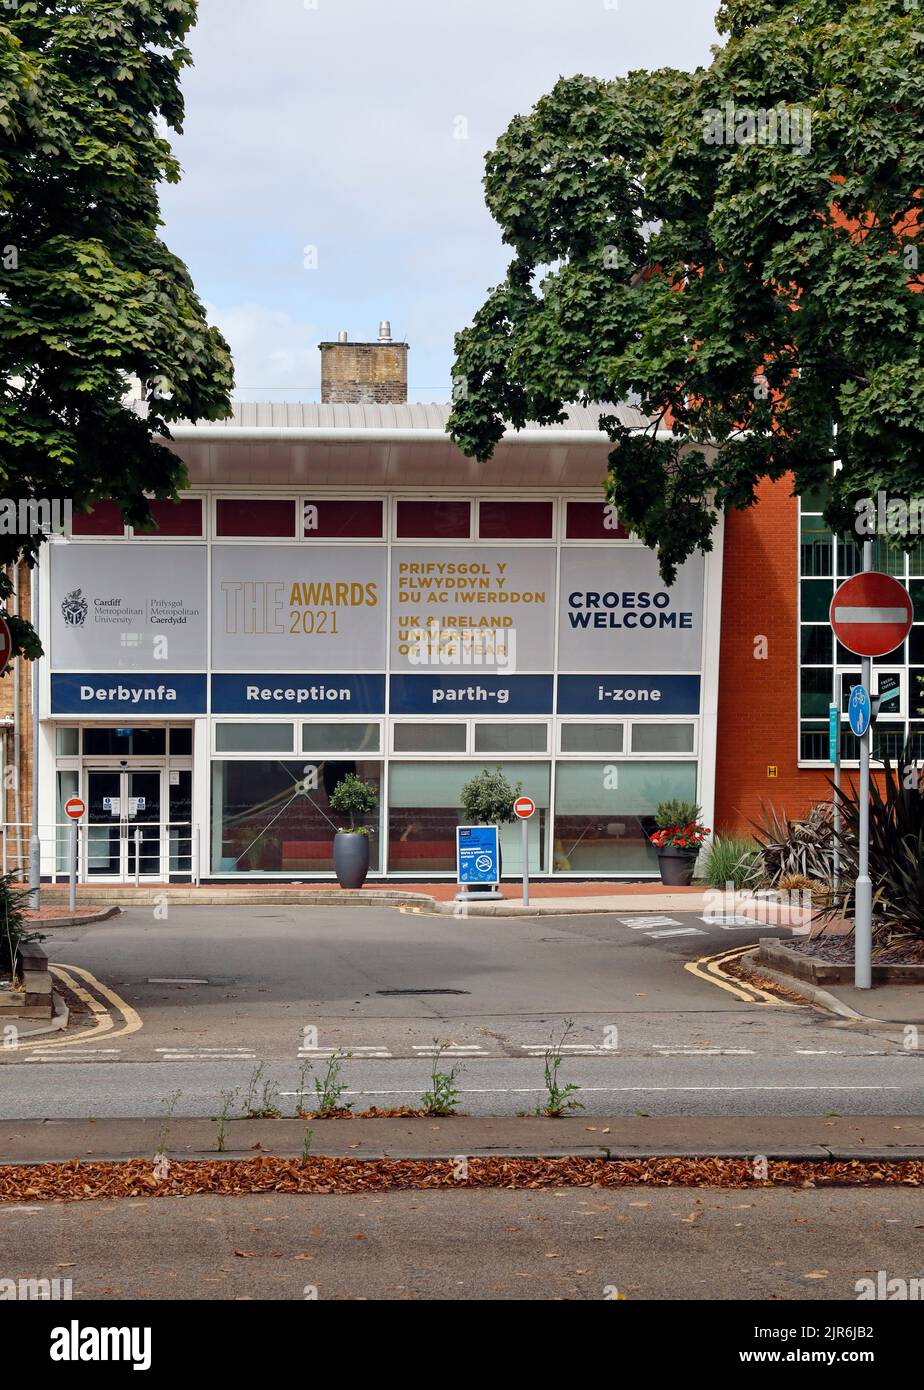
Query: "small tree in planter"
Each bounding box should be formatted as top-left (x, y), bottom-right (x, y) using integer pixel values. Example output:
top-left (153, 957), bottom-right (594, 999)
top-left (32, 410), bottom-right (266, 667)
top-left (650, 800), bottom-right (710, 887)
top-left (459, 768), bottom-right (522, 888)
top-left (329, 774), bottom-right (379, 889)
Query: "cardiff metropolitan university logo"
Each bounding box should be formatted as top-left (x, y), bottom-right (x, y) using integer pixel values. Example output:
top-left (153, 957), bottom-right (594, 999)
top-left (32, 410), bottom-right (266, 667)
top-left (61, 589), bottom-right (88, 627)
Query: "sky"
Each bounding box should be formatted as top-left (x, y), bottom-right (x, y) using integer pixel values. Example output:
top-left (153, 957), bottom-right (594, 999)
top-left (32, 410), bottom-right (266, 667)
top-left (159, 0), bottom-right (721, 402)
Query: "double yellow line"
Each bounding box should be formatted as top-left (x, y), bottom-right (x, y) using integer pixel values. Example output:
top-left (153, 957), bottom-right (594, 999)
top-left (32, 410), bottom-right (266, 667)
top-left (685, 944), bottom-right (800, 1007)
top-left (15, 963), bottom-right (142, 1050)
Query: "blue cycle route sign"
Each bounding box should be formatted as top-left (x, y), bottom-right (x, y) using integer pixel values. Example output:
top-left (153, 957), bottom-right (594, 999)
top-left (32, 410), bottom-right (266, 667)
top-left (456, 825), bottom-right (500, 886)
top-left (848, 685), bottom-right (872, 739)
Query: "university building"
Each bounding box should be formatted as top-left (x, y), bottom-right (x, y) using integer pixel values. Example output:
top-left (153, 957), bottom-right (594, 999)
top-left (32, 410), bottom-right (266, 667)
top-left (3, 328), bottom-right (922, 885)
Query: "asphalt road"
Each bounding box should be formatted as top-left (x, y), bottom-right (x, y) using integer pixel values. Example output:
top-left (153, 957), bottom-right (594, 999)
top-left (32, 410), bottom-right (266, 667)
top-left (3, 1186), bottom-right (923, 1302)
top-left (3, 905), bottom-right (917, 1119)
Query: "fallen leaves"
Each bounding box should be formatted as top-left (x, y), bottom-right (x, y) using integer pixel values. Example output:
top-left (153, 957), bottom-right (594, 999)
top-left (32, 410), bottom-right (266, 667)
top-left (0, 1155), bottom-right (920, 1206)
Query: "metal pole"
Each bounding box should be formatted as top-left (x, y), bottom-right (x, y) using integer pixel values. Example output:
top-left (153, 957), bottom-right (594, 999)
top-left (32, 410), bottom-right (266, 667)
top-left (134, 828), bottom-right (142, 888)
top-left (68, 820), bottom-right (78, 913)
top-left (854, 539), bottom-right (874, 990)
top-left (830, 702), bottom-right (841, 889)
top-left (521, 816), bottom-right (529, 907)
top-left (28, 560), bottom-right (40, 909)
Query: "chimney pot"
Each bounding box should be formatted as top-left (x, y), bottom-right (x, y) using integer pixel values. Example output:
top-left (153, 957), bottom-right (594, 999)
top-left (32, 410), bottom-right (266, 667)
top-left (378, 320), bottom-right (392, 343)
top-left (337, 330), bottom-right (348, 343)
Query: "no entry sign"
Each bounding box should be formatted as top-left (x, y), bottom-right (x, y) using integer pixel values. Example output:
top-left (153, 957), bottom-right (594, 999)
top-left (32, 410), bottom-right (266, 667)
top-left (514, 796), bottom-right (536, 820)
top-left (829, 572), bottom-right (913, 658)
top-left (64, 797), bottom-right (86, 821)
top-left (0, 616), bottom-right (11, 677)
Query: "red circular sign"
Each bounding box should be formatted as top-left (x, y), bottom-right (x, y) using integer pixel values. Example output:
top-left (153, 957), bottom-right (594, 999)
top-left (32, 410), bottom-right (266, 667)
top-left (0, 615), bottom-right (11, 677)
top-left (64, 797), bottom-right (86, 821)
top-left (830, 572), bottom-right (913, 658)
top-left (514, 796), bottom-right (536, 820)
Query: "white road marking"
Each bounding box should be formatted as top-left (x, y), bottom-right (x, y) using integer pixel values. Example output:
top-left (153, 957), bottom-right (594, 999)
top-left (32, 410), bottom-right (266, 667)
top-left (653, 1047), bottom-right (756, 1056)
top-left (617, 916), bottom-right (682, 928)
top-left (648, 927), bottom-right (707, 938)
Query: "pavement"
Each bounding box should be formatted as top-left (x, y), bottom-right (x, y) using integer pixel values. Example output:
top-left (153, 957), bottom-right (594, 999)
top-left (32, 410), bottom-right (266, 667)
top-left (2, 1114), bottom-right (923, 1163)
top-left (2, 1186), bottom-right (923, 1302)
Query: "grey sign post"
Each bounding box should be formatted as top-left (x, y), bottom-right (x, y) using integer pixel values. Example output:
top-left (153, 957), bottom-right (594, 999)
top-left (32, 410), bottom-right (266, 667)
top-left (63, 796), bottom-right (85, 913)
top-left (514, 796), bottom-right (536, 907)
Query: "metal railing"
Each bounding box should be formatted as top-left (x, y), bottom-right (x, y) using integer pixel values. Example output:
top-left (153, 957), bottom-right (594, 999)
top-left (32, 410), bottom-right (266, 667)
top-left (0, 822), bottom-right (201, 886)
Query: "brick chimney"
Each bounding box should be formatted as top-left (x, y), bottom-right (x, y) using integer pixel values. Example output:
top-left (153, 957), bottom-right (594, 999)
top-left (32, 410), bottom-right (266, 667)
top-left (319, 322), bottom-right (408, 404)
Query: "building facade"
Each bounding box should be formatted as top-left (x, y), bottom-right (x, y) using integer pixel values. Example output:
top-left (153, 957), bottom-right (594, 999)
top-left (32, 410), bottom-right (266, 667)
top-left (4, 334), bottom-right (921, 886)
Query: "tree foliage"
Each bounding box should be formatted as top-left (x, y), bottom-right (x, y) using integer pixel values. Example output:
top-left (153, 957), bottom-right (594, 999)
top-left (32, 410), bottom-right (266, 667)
top-left (0, 1), bottom-right (233, 657)
top-left (449, 0), bottom-right (924, 581)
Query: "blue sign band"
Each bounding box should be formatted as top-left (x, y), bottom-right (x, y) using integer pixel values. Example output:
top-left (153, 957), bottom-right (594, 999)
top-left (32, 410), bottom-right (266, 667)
top-left (51, 673), bottom-right (207, 715)
top-left (557, 675), bottom-right (701, 715)
top-left (211, 674), bottom-right (386, 715)
top-left (390, 674), bottom-right (553, 715)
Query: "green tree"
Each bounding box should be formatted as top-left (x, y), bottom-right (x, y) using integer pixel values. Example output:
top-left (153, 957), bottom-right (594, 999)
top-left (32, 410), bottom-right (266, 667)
top-left (0, 1), bottom-right (233, 658)
top-left (449, 0), bottom-right (924, 582)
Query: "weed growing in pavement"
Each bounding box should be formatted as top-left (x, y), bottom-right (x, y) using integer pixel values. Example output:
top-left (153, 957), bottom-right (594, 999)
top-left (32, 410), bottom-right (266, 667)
top-left (214, 1088), bottom-right (239, 1153)
top-left (420, 1041), bottom-right (461, 1116)
top-left (242, 1063), bottom-right (282, 1119)
top-left (295, 1056), bottom-right (313, 1116)
top-left (156, 1089), bottom-right (182, 1158)
top-left (536, 1018), bottom-right (584, 1118)
top-left (312, 1049), bottom-right (353, 1116)
top-left (301, 1127), bottom-right (314, 1163)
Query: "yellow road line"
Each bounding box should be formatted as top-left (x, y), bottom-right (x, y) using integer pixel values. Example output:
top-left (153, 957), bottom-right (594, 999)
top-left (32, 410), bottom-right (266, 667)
top-left (685, 945), bottom-right (800, 1007)
top-left (16, 963), bottom-right (142, 1051)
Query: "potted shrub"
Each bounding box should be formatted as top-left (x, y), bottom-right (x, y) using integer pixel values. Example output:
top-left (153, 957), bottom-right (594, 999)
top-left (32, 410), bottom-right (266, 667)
top-left (330, 773), bottom-right (379, 889)
top-left (458, 767), bottom-right (522, 889)
top-left (650, 800), bottom-right (710, 886)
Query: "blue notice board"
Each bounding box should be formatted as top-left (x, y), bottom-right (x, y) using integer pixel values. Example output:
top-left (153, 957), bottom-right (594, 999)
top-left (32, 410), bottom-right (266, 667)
top-left (456, 825), bottom-right (500, 886)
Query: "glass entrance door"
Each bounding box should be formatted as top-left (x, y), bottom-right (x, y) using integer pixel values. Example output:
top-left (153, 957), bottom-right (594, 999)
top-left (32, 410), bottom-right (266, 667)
top-left (86, 769), bottom-right (164, 880)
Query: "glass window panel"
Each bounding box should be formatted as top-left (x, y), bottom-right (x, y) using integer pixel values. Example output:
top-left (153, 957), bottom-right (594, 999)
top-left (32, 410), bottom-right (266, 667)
top-left (800, 579), bottom-right (833, 622)
top-left (554, 761), bottom-right (697, 874)
top-left (71, 501), bottom-right (125, 536)
top-left (56, 728), bottom-right (79, 756)
top-left (799, 724), bottom-right (828, 761)
top-left (169, 770), bottom-right (193, 874)
top-left (910, 627), bottom-right (924, 666)
top-left (302, 723), bottom-right (381, 754)
top-left (82, 727), bottom-right (166, 756)
top-left (801, 667), bottom-right (833, 718)
top-left (565, 502), bottom-right (629, 539)
top-left (170, 727), bottom-right (193, 756)
top-left (910, 671), bottom-right (924, 719)
top-left (631, 723), bottom-right (695, 753)
top-left (303, 500), bottom-right (383, 538)
top-left (387, 761), bottom-right (549, 874)
top-left (907, 538), bottom-right (924, 577)
top-left (474, 723), bottom-right (549, 753)
top-left (799, 515), bottom-right (833, 576)
top-left (395, 500), bottom-right (470, 539)
top-left (135, 499), bottom-right (203, 537)
top-left (838, 672), bottom-right (862, 713)
top-left (478, 501), bottom-right (554, 539)
top-left (873, 728), bottom-right (905, 762)
top-left (212, 759), bottom-right (381, 873)
top-left (560, 724), bottom-right (625, 753)
top-left (55, 770), bottom-right (80, 873)
top-left (909, 723), bottom-right (924, 759)
top-left (800, 486), bottom-right (830, 513)
top-left (393, 723), bottom-right (467, 753)
top-left (801, 626), bottom-right (832, 665)
top-left (215, 723), bottom-right (294, 753)
top-left (911, 582), bottom-right (924, 622)
top-left (216, 499), bottom-right (296, 537)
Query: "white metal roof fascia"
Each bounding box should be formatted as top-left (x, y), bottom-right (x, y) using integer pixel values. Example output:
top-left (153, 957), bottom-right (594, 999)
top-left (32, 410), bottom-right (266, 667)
top-left (161, 425), bottom-right (678, 444)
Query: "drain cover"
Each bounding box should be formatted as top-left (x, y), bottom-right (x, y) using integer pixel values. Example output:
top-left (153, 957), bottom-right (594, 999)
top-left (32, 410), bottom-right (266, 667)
top-left (376, 988), bottom-right (470, 996)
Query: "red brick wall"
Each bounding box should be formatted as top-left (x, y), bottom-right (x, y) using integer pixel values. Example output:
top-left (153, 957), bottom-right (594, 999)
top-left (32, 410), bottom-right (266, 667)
top-left (714, 476), bottom-right (832, 833)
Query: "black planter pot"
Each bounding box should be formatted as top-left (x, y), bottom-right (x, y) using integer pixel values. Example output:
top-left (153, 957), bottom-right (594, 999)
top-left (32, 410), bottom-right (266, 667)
top-left (656, 845), bottom-right (699, 887)
top-left (333, 831), bottom-right (370, 889)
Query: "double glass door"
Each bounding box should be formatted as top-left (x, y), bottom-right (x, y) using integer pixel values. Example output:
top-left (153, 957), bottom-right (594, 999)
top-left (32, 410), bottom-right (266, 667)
top-left (86, 769), bottom-right (164, 879)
